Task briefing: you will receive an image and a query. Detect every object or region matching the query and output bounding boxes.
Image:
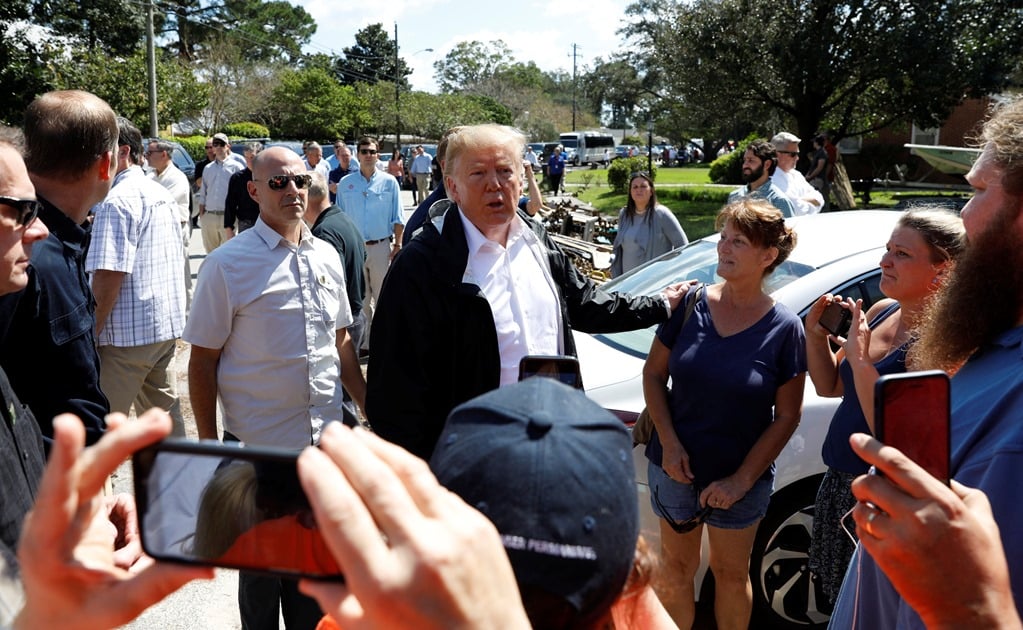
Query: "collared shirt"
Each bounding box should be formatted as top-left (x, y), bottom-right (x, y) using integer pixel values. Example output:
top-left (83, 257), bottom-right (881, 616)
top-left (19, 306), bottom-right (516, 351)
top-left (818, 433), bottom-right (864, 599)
top-left (458, 210), bottom-right (561, 386)
top-left (771, 168), bottom-right (823, 216)
top-left (311, 205), bottom-right (366, 316)
top-left (199, 157), bottom-right (244, 212)
top-left (0, 199), bottom-right (109, 443)
top-left (524, 151), bottom-right (539, 168)
top-left (150, 162), bottom-right (191, 223)
top-left (183, 218), bottom-right (353, 448)
top-left (727, 179), bottom-right (795, 217)
top-left (86, 166), bottom-right (186, 347)
top-left (336, 170), bottom-right (403, 242)
top-left (304, 158), bottom-right (331, 179)
top-left (410, 153), bottom-right (433, 174)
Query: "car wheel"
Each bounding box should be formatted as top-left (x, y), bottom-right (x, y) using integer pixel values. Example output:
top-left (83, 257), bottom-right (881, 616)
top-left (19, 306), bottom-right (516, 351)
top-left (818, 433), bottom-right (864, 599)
top-left (750, 475), bottom-right (831, 629)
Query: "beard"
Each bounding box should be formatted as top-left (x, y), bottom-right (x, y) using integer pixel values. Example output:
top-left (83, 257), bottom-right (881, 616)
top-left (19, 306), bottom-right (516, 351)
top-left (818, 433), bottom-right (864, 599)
top-left (742, 163), bottom-right (765, 184)
top-left (909, 202), bottom-right (1023, 372)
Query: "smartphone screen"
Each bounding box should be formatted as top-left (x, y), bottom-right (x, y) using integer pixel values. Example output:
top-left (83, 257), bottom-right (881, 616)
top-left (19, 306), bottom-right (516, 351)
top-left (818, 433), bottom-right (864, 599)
top-left (133, 440), bottom-right (342, 581)
top-left (518, 355), bottom-right (584, 390)
top-left (874, 370), bottom-right (950, 485)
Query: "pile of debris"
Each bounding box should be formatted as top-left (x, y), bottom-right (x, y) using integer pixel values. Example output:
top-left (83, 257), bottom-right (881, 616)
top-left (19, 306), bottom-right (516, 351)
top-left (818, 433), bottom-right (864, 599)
top-left (535, 197), bottom-right (617, 283)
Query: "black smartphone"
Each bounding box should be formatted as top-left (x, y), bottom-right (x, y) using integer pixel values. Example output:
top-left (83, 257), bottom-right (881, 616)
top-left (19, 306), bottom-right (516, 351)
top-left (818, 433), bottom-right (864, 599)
top-left (518, 354), bottom-right (584, 390)
top-left (132, 439), bottom-right (343, 581)
top-left (818, 300), bottom-right (853, 338)
top-left (873, 370), bottom-right (950, 485)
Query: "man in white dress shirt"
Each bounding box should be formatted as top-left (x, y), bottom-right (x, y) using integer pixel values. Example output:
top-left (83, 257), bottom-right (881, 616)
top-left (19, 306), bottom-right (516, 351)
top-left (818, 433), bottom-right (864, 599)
top-left (770, 132), bottom-right (824, 216)
top-left (146, 139), bottom-right (193, 304)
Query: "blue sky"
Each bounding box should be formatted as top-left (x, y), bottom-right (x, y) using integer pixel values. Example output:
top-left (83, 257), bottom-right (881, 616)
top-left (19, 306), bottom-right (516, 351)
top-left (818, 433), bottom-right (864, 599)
top-left (293, 0), bottom-right (629, 92)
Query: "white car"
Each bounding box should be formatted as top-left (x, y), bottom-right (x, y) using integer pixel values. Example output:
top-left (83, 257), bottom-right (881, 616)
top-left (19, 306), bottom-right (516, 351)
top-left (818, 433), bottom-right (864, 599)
top-left (575, 210), bottom-right (902, 629)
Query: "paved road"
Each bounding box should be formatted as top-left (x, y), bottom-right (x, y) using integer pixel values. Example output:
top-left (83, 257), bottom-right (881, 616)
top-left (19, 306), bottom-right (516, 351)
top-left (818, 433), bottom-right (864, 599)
top-left (114, 191), bottom-right (418, 629)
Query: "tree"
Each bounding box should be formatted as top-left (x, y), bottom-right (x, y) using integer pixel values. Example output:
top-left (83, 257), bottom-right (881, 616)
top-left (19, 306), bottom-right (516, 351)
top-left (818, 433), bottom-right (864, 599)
top-left (581, 57), bottom-right (647, 128)
top-left (433, 40), bottom-right (513, 93)
top-left (49, 48), bottom-right (208, 133)
top-left (334, 23), bottom-right (410, 89)
top-left (624, 0), bottom-right (1023, 148)
top-left (263, 67), bottom-right (370, 139)
top-left (158, 0), bottom-right (315, 63)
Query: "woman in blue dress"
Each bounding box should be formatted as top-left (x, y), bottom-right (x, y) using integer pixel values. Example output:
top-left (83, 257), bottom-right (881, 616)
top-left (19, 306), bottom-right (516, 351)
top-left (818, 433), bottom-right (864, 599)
top-left (805, 208), bottom-right (965, 604)
top-left (643, 198), bottom-right (806, 629)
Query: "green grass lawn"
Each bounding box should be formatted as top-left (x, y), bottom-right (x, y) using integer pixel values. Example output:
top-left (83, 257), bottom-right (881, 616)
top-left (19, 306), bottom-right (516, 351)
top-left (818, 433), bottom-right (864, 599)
top-left (560, 165), bottom-right (971, 241)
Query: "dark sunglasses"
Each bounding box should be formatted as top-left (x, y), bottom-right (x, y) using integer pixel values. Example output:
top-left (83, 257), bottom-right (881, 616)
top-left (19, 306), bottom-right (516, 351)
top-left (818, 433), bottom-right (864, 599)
top-left (260, 174), bottom-right (313, 190)
top-left (212, 140), bottom-right (227, 147)
top-left (144, 149), bottom-right (165, 157)
top-left (0, 196), bottom-right (42, 227)
top-left (654, 485), bottom-right (713, 534)
top-left (777, 150), bottom-right (798, 156)
top-left (630, 171), bottom-right (650, 179)
top-left (359, 149), bottom-right (378, 155)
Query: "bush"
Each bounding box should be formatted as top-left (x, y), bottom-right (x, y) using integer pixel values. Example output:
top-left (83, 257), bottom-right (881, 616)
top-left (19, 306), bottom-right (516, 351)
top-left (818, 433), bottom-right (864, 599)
top-left (608, 157), bottom-right (656, 194)
top-left (708, 132), bottom-right (760, 184)
top-left (222, 122), bottom-right (270, 139)
top-left (173, 135), bottom-right (209, 161)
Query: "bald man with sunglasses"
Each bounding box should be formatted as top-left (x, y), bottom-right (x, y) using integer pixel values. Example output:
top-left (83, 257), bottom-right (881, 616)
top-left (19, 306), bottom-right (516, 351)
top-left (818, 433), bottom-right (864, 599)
top-left (184, 146), bottom-right (358, 627)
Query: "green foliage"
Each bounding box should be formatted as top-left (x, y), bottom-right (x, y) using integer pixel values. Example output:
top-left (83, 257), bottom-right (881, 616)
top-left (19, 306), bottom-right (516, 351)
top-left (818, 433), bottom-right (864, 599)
top-left (49, 48), bottom-right (208, 134)
top-left (608, 157), bottom-right (656, 193)
top-left (175, 135), bottom-right (209, 161)
top-left (335, 24), bottom-right (411, 89)
top-left (434, 40), bottom-right (513, 93)
top-left (622, 134), bottom-right (644, 146)
top-left (708, 134), bottom-right (758, 184)
top-left (222, 122), bottom-right (270, 139)
top-left (625, 0), bottom-right (1023, 154)
top-left (265, 68), bottom-right (368, 139)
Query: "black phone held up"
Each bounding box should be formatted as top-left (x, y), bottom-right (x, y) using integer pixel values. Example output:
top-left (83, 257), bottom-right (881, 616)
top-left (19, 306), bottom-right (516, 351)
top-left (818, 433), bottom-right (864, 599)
top-left (518, 354), bottom-right (584, 390)
top-left (873, 370), bottom-right (951, 485)
top-left (818, 301), bottom-right (853, 338)
top-left (132, 439), bottom-right (343, 581)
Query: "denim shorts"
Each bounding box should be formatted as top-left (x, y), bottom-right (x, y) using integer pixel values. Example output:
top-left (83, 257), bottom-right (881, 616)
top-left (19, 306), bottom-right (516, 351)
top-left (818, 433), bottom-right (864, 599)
top-left (647, 461), bottom-right (773, 530)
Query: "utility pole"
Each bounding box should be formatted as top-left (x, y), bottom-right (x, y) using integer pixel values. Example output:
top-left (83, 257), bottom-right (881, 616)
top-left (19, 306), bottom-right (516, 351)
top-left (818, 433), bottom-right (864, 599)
top-left (571, 43), bottom-right (578, 132)
top-left (146, 0), bottom-right (158, 137)
top-left (394, 22), bottom-right (401, 153)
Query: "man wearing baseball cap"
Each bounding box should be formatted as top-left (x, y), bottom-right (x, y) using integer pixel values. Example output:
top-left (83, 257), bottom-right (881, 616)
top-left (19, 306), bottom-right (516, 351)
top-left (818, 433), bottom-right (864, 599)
top-left (197, 133), bottom-right (244, 253)
top-left (429, 377), bottom-right (649, 628)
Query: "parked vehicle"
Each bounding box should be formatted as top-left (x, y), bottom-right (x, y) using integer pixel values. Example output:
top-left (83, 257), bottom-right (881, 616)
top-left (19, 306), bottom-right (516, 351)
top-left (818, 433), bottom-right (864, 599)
top-left (560, 131), bottom-right (616, 166)
top-left (575, 210), bottom-right (902, 629)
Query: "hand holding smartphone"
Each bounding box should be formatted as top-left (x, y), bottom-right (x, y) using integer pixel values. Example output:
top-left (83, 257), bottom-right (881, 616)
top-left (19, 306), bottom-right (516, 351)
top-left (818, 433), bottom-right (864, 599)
top-left (873, 370), bottom-right (950, 485)
top-left (818, 299), bottom-right (853, 338)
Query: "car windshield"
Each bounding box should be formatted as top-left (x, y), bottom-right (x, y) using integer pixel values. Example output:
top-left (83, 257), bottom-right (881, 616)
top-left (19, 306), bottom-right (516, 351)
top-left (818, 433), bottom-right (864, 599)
top-left (593, 240), bottom-right (815, 356)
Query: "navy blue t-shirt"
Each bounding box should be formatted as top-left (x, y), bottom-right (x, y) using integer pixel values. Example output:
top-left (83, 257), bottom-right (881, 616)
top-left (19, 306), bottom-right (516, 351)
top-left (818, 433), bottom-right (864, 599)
top-left (645, 289), bottom-right (806, 486)
top-left (821, 303), bottom-right (906, 474)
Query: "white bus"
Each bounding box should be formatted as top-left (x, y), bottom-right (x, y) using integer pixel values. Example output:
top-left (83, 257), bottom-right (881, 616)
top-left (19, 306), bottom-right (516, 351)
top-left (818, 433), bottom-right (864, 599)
top-left (559, 132), bottom-right (616, 166)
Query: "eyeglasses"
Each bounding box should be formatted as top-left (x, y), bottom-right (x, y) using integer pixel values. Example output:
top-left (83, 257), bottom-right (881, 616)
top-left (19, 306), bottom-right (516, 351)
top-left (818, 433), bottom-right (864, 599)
top-left (260, 174), bottom-right (312, 190)
top-left (212, 140), bottom-right (227, 147)
top-left (0, 196), bottom-right (43, 227)
top-left (777, 150), bottom-right (799, 156)
top-left (653, 485), bottom-right (713, 534)
top-left (144, 149), bottom-right (165, 157)
top-left (359, 149), bottom-right (378, 155)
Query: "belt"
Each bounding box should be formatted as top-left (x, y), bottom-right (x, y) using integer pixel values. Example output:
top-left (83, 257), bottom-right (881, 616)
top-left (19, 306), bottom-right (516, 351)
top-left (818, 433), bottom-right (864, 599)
top-left (205, 209), bottom-right (225, 214)
top-left (365, 236), bottom-right (393, 246)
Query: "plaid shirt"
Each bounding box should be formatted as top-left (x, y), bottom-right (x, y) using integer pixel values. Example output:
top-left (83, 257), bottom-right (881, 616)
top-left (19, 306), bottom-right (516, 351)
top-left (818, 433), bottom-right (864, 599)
top-left (86, 166), bottom-right (186, 347)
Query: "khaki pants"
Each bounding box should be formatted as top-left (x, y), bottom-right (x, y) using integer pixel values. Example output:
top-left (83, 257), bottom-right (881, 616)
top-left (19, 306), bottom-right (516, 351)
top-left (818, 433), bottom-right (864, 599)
top-left (361, 240), bottom-right (392, 350)
top-left (414, 173), bottom-right (430, 204)
top-left (99, 339), bottom-right (186, 437)
top-left (200, 211), bottom-right (225, 254)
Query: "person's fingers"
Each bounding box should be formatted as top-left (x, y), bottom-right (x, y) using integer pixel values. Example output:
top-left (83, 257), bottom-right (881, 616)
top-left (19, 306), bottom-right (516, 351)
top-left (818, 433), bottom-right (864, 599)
top-left (89, 563), bottom-right (213, 628)
top-left (851, 502), bottom-right (886, 540)
top-left (297, 442), bottom-right (390, 585)
top-left (77, 409), bottom-right (172, 496)
top-left (22, 414), bottom-right (86, 558)
top-left (351, 428), bottom-right (450, 518)
top-left (316, 423), bottom-right (423, 544)
top-left (849, 433), bottom-right (949, 502)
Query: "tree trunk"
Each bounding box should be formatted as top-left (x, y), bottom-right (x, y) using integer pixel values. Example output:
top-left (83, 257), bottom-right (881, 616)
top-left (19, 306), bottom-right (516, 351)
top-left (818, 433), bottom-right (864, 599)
top-left (832, 153), bottom-right (857, 210)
